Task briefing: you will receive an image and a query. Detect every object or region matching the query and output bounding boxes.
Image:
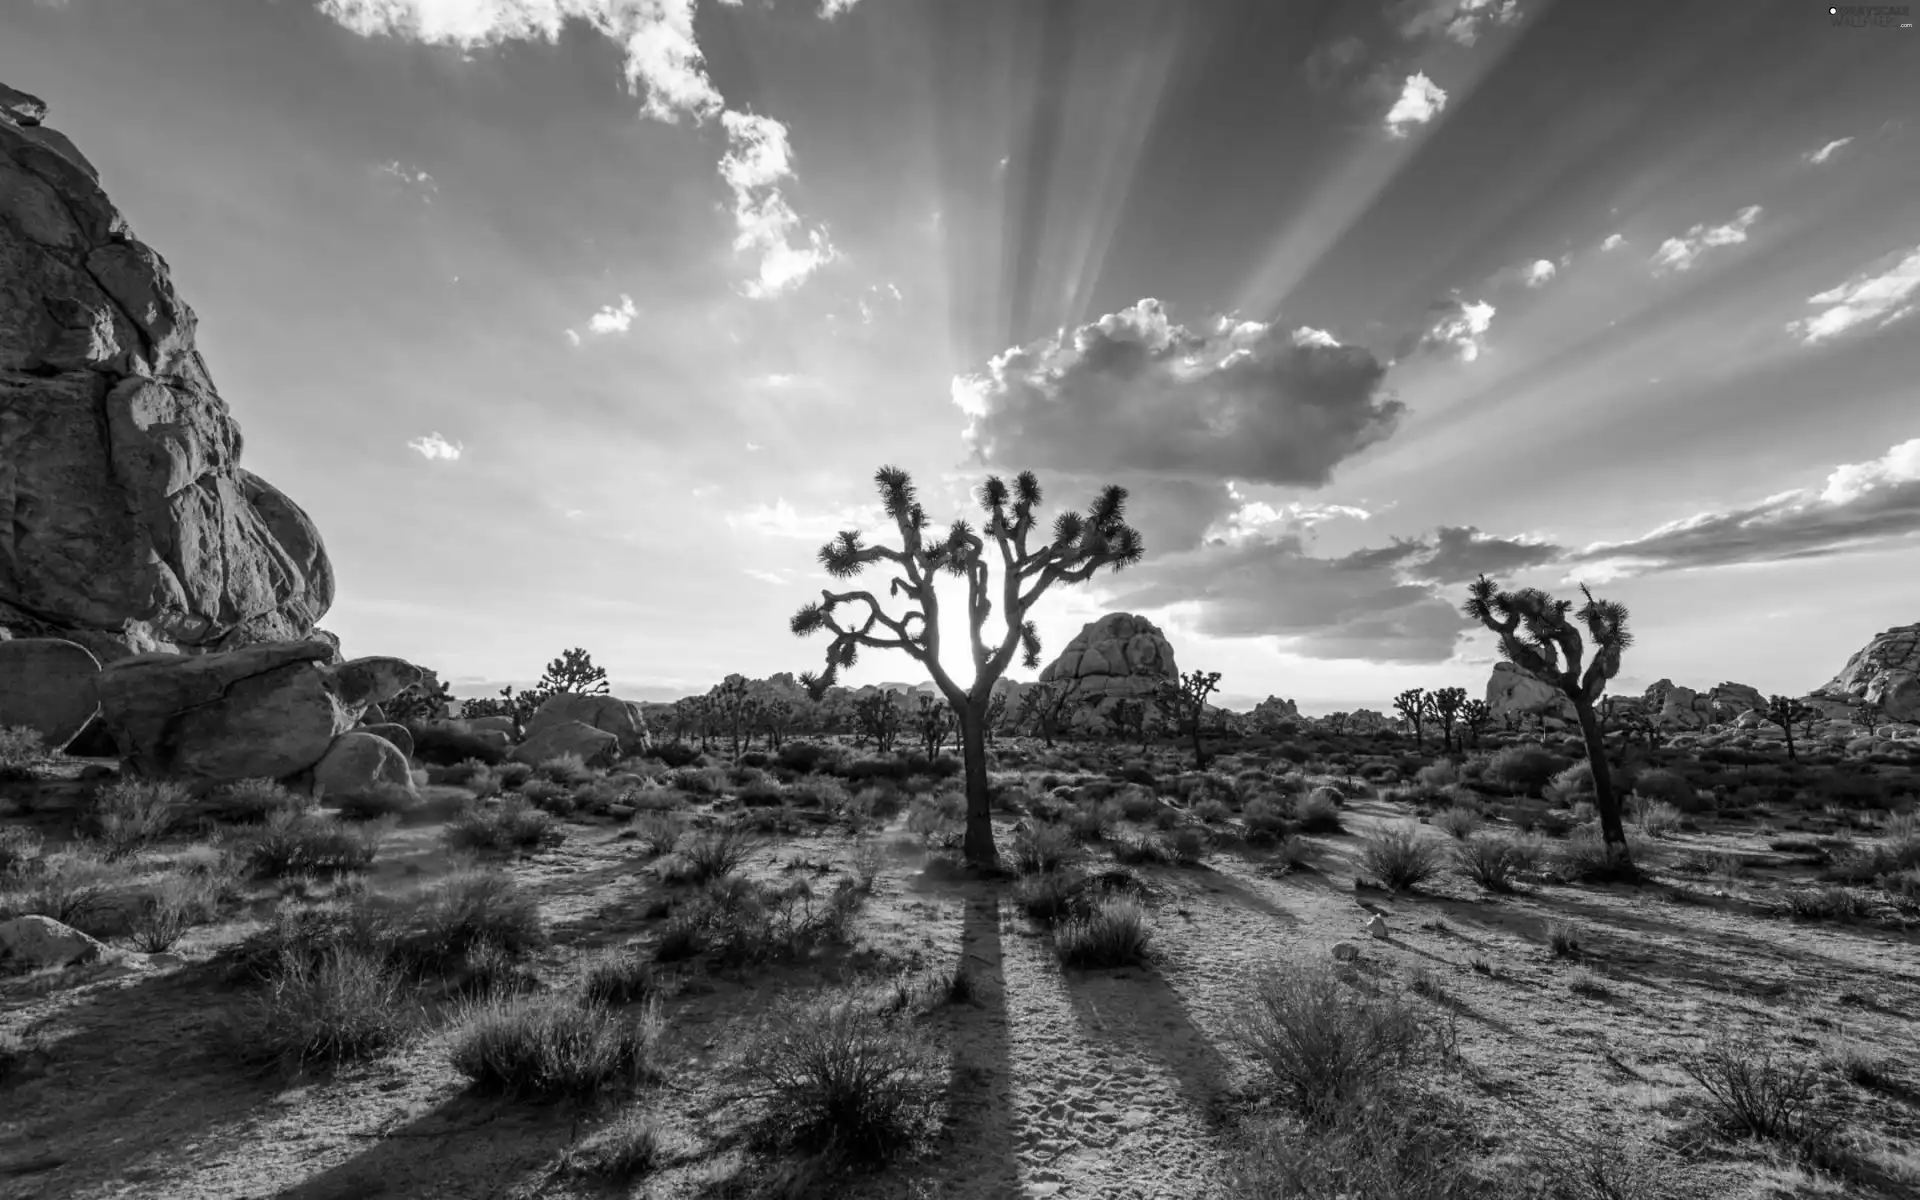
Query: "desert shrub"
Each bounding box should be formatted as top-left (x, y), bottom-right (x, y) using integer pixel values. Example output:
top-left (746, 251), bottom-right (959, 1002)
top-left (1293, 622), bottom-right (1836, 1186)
top-left (1010, 822), bottom-right (1078, 875)
top-left (249, 809), bottom-right (381, 878)
top-left (0, 725), bottom-right (50, 780)
top-left (1111, 833), bottom-right (1177, 866)
top-left (227, 945), bottom-right (416, 1072)
top-left (1116, 785), bottom-right (1161, 822)
top-left (1452, 836), bottom-right (1523, 893)
top-left (1681, 1033), bottom-right (1839, 1149)
top-left (1414, 761), bottom-right (1457, 790)
top-left (203, 778), bottom-right (309, 825)
top-left (1779, 885), bottom-right (1873, 921)
top-left (1628, 797), bottom-right (1683, 837)
top-left (904, 793), bottom-right (965, 848)
top-left (333, 782), bottom-right (417, 822)
top-left (655, 875), bottom-right (861, 966)
top-left (1358, 825), bottom-right (1442, 893)
top-left (652, 741), bottom-right (702, 769)
top-left (1054, 896), bottom-right (1152, 967)
top-left (219, 896), bottom-right (400, 984)
top-left (1066, 799), bottom-right (1120, 842)
top-left (581, 951), bottom-right (658, 1008)
top-left (737, 776), bottom-right (786, 808)
top-left (1193, 797), bottom-right (1232, 824)
top-left (739, 988), bottom-right (942, 1162)
top-left (1242, 797), bottom-right (1291, 845)
top-left (775, 741), bottom-right (830, 773)
top-left (393, 869), bottom-right (547, 976)
top-left (670, 826), bottom-right (756, 885)
top-left (88, 778), bottom-right (187, 858)
top-left (444, 797), bottom-right (565, 854)
top-left (1553, 827), bottom-right (1648, 883)
top-left (1167, 826), bottom-right (1210, 863)
top-left (629, 812), bottom-right (686, 857)
top-left (566, 1108), bottom-right (665, 1183)
top-left (844, 756), bottom-right (913, 785)
top-left (0, 824), bottom-right (44, 877)
top-left (1485, 744), bottom-right (1566, 797)
top-left (668, 765), bottom-right (726, 796)
top-left (516, 778), bottom-right (573, 815)
top-left (447, 991), bottom-right (663, 1100)
top-left (1014, 870), bottom-right (1085, 924)
top-left (1432, 805), bottom-right (1483, 840)
top-left (1294, 793), bottom-right (1344, 834)
top-left (128, 874), bottom-right (221, 953)
top-left (1545, 920), bottom-right (1581, 958)
top-left (432, 758), bottom-right (496, 787)
top-left (1631, 767), bottom-right (1699, 811)
top-left (1231, 961), bottom-right (1432, 1119)
top-left (1545, 761), bottom-right (1596, 806)
top-left (1220, 1090), bottom-right (1484, 1200)
top-left (413, 725), bottom-right (505, 767)
top-left (3, 852), bottom-right (117, 929)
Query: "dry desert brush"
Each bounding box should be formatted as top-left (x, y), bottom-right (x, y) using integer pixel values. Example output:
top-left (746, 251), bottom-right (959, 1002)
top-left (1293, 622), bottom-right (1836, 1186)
top-left (790, 466), bottom-right (1143, 864)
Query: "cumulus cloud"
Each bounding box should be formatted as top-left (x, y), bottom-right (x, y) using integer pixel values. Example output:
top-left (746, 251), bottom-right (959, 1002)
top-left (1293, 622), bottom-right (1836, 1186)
top-left (720, 111), bottom-right (836, 298)
top-left (1804, 136), bottom-right (1853, 165)
top-left (586, 293), bottom-right (638, 335)
top-left (1600, 233), bottom-right (1624, 251)
top-left (1384, 72), bottom-right (1447, 137)
top-left (1415, 295), bottom-right (1496, 361)
top-left (954, 299), bottom-right (1404, 496)
top-left (1568, 436), bottom-right (1920, 578)
top-left (1787, 244), bottom-right (1920, 343)
top-left (319, 0), bottom-right (724, 123)
top-left (819, 0), bottom-right (860, 17)
top-left (407, 431), bottom-right (463, 461)
top-left (1393, 0), bottom-right (1522, 46)
top-left (1649, 204), bottom-right (1762, 272)
top-left (1522, 258), bottom-right (1556, 288)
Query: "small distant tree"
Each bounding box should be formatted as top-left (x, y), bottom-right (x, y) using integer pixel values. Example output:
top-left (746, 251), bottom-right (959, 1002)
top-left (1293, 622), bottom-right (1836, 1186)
top-left (1762, 694), bottom-right (1819, 762)
top-left (1460, 699), bottom-right (1494, 749)
top-left (853, 691), bottom-right (904, 753)
top-left (708, 675), bottom-right (762, 759)
top-left (984, 690), bottom-right (1009, 745)
top-left (914, 694), bottom-right (955, 758)
top-left (1613, 706), bottom-right (1663, 751)
top-left (537, 647), bottom-right (609, 696)
top-left (759, 696), bottom-right (794, 752)
top-left (1154, 670), bottom-right (1222, 769)
top-left (1109, 698), bottom-right (1152, 749)
top-left (1323, 711), bottom-right (1351, 737)
top-left (791, 466), bottom-right (1144, 864)
top-left (1393, 688), bottom-right (1428, 750)
top-left (1464, 575), bottom-right (1634, 856)
top-left (1427, 686), bottom-right (1467, 753)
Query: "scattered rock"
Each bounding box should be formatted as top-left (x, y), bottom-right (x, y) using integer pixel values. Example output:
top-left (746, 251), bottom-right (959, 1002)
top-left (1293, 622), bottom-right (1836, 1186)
top-left (0, 914), bottom-right (105, 971)
top-left (0, 637), bottom-right (101, 749)
top-left (1366, 914), bottom-right (1389, 940)
top-left (312, 731), bottom-right (413, 802)
top-left (1331, 942), bottom-right (1360, 962)
top-left (510, 719), bottom-right (620, 769)
top-left (524, 693), bottom-right (649, 754)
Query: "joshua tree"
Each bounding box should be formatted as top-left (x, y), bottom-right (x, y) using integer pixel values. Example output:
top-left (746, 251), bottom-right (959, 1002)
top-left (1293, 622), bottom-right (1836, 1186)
top-left (984, 690), bottom-right (1009, 745)
top-left (852, 691), bottom-right (904, 752)
top-left (914, 694), bottom-right (955, 758)
top-left (1465, 575), bottom-right (1634, 854)
top-left (791, 466), bottom-right (1144, 864)
top-left (707, 674), bottom-right (762, 759)
top-left (1026, 677), bottom-right (1089, 746)
top-left (1393, 688), bottom-right (1428, 749)
top-left (759, 696), bottom-right (794, 752)
top-left (1762, 694), bottom-right (1819, 762)
top-left (1154, 669), bottom-right (1223, 769)
top-left (1109, 697), bottom-right (1152, 749)
top-left (1323, 711), bottom-right (1351, 737)
top-left (1460, 698), bottom-right (1494, 749)
top-left (537, 647), bottom-right (610, 696)
top-left (1427, 686), bottom-right (1467, 753)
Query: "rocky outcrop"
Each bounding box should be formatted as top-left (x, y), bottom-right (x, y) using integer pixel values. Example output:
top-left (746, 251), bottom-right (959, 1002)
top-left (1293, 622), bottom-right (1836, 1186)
top-left (1039, 613), bottom-right (1180, 715)
top-left (93, 640), bottom-right (421, 783)
top-left (1484, 662), bottom-right (1574, 727)
top-left (313, 731), bottom-right (413, 803)
top-left (1811, 624), bottom-right (1919, 723)
top-left (511, 719), bottom-right (620, 769)
top-left (524, 693), bottom-right (650, 754)
top-left (0, 81), bottom-right (333, 662)
top-left (1251, 696), bottom-right (1300, 728)
top-left (0, 636), bottom-right (101, 748)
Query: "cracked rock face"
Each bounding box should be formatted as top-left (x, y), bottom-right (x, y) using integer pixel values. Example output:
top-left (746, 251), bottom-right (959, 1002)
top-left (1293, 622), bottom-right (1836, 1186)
top-left (1813, 624), bottom-right (1920, 723)
top-left (1039, 612), bottom-right (1181, 709)
top-left (0, 80), bottom-right (333, 662)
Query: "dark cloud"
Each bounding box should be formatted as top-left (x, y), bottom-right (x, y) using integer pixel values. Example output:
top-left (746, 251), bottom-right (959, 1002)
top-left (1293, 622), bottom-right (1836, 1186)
top-left (954, 299), bottom-right (1405, 493)
top-left (1568, 438), bottom-right (1920, 576)
top-left (1413, 525), bottom-right (1565, 583)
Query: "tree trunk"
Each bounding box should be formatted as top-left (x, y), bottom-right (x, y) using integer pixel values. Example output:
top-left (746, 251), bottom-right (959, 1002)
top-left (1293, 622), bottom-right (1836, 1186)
top-left (958, 700), bottom-right (995, 865)
top-left (1189, 706), bottom-right (1207, 769)
top-left (1573, 698), bottom-right (1628, 852)
top-left (1782, 722), bottom-right (1798, 762)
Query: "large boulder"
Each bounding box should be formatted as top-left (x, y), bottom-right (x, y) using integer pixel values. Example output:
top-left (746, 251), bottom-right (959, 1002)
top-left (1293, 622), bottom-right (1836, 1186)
top-left (0, 914), bottom-right (105, 971)
top-left (93, 641), bottom-right (421, 782)
top-left (1811, 623), bottom-right (1920, 723)
top-left (511, 719), bottom-right (619, 769)
top-left (0, 81), bottom-right (333, 662)
top-left (359, 721), bottom-right (414, 759)
top-left (313, 731), bottom-right (414, 803)
top-left (0, 636), bottom-right (101, 749)
top-left (1039, 613), bottom-right (1180, 716)
top-left (1485, 662), bottom-right (1575, 727)
top-left (525, 693), bottom-right (650, 754)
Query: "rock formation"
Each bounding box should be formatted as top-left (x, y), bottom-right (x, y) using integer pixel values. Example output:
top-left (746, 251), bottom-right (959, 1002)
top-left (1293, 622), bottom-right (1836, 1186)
top-left (1039, 613), bottom-right (1180, 715)
top-left (0, 80), bottom-right (333, 662)
top-left (1484, 662), bottom-right (1574, 727)
top-left (0, 636), bottom-right (100, 749)
top-left (1810, 623), bottom-right (1919, 723)
top-left (524, 693), bottom-right (651, 754)
top-left (1250, 696), bottom-right (1301, 728)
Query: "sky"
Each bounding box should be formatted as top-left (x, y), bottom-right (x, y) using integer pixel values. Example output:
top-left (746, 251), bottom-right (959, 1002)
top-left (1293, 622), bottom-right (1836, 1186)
top-left (4, 0), bottom-right (1917, 712)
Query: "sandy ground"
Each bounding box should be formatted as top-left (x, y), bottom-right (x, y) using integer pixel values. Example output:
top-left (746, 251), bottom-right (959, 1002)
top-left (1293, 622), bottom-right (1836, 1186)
top-left (4, 783), bottom-right (1918, 1200)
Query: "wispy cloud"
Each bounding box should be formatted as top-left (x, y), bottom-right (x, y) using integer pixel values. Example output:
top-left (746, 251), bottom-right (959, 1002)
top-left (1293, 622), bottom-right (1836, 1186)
top-left (1649, 204), bottom-right (1761, 273)
top-left (720, 111), bottom-right (836, 298)
top-left (407, 431), bottom-right (463, 461)
top-left (1804, 136), bottom-right (1853, 165)
top-left (743, 567), bottom-right (790, 585)
top-left (1787, 244), bottom-right (1920, 343)
top-left (1385, 72), bottom-right (1447, 137)
top-left (374, 159), bottom-right (437, 200)
top-left (1394, 0), bottom-right (1522, 47)
top-left (586, 293), bottom-right (638, 335)
top-left (725, 499), bottom-right (886, 540)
